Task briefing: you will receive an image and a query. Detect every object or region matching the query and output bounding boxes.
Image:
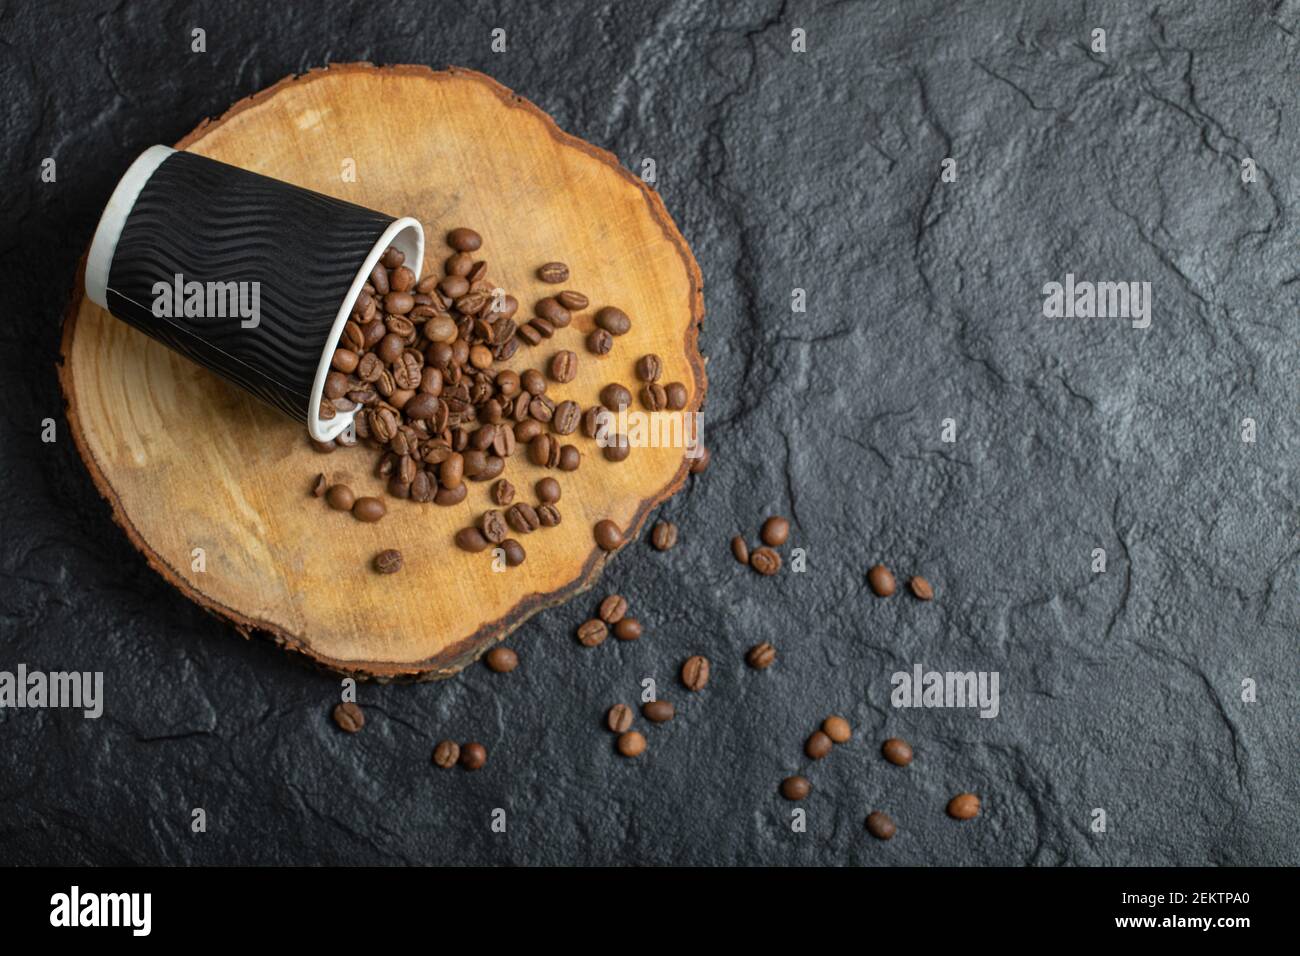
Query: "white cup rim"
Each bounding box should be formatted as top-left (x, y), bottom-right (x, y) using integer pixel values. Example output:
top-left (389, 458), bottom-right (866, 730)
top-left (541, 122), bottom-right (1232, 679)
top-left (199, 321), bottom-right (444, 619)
top-left (307, 218), bottom-right (425, 442)
top-left (85, 145), bottom-right (177, 309)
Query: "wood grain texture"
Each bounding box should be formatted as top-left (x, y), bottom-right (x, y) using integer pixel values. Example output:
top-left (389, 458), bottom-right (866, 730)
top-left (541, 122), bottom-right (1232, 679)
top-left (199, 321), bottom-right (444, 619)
top-left (59, 64), bottom-right (706, 680)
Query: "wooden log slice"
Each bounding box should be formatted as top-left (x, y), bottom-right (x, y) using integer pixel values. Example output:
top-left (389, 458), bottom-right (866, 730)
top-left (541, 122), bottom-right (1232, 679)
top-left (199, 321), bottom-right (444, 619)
top-left (59, 64), bottom-right (706, 680)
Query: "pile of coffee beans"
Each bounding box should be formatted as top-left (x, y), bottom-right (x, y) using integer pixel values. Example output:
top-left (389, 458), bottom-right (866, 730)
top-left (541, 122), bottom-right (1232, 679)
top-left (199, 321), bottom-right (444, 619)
top-left (866, 562), bottom-right (934, 600)
top-left (576, 592), bottom-right (642, 646)
top-left (731, 514), bottom-right (792, 577)
top-left (307, 232), bottom-right (656, 568)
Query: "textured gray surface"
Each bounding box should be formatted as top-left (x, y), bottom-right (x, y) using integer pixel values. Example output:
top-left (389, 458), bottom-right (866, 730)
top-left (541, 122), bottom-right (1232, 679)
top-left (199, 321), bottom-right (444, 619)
top-left (1, 0), bottom-right (1296, 865)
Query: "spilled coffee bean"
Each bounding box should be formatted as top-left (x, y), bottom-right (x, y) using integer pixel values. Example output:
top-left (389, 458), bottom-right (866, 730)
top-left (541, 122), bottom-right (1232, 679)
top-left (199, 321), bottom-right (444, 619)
top-left (746, 642), bottom-right (776, 669)
top-left (642, 700), bottom-right (674, 723)
top-left (332, 702), bottom-right (365, 734)
top-left (373, 549), bottom-right (403, 574)
top-left (432, 740), bottom-right (460, 768)
top-left (681, 655), bottom-right (710, 691)
top-left (606, 703), bottom-right (634, 733)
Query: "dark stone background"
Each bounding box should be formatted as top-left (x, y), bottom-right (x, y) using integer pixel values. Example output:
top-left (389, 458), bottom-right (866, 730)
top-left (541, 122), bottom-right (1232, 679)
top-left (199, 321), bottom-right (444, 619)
top-left (1, 0), bottom-right (1295, 866)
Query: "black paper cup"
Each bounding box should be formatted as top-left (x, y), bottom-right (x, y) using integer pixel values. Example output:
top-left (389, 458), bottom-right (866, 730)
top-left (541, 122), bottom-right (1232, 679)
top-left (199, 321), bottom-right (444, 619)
top-left (85, 145), bottom-right (424, 441)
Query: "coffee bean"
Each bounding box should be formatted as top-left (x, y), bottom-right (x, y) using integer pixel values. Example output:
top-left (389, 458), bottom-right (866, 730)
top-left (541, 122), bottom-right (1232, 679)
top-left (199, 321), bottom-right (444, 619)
top-left (640, 383), bottom-right (667, 411)
top-left (480, 510), bottom-right (508, 544)
top-left (537, 261), bottom-right (569, 284)
top-left (428, 481), bottom-right (464, 505)
top-left (352, 497), bottom-right (386, 522)
top-left (681, 655), bottom-right (710, 691)
top-left (529, 434), bottom-right (559, 468)
top-left (557, 290), bottom-right (588, 310)
top-left (593, 519), bottom-right (623, 551)
top-left (549, 349), bottom-right (577, 383)
top-left (613, 617), bottom-right (642, 641)
top-left (650, 520), bottom-right (678, 551)
top-left (506, 502), bottom-right (540, 534)
top-left (868, 564), bottom-right (896, 596)
top-left (750, 547), bottom-right (781, 576)
top-left (410, 471), bottom-right (433, 503)
top-left (780, 776), bottom-right (811, 801)
top-left (501, 538), bottom-right (526, 567)
top-left (515, 418), bottom-right (543, 443)
top-left (865, 811), bottom-right (897, 841)
top-left (517, 323), bottom-right (542, 346)
top-left (324, 371), bottom-right (348, 400)
top-left (688, 447), bottom-right (710, 473)
top-left (665, 381), bottom-right (688, 410)
top-left (440, 452), bottom-right (465, 489)
top-left (384, 291), bottom-right (414, 315)
top-left (332, 348), bottom-right (360, 373)
top-left (805, 730), bottom-right (833, 760)
top-left (432, 740), bottom-right (460, 768)
top-left (881, 738), bottom-right (913, 766)
top-left (598, 594), bottom-right (628, 624)
top-left (447, 227), bottom-right (482, 252)
top-left (460, 742), bottom-right (487, 770)
top-left (370, 263), bottom-right (389, 295)
top-left (602, 433), bottom-right (630, 462)
top-left (822, 716), bottom-right (851, 744)
top-left (635, 354), bottom-right (662, 382)
top-left (761, 516), bottom-right (790, 547)
top-left (746, 642), bottom-right (776, 669)
top-left (606, 703), bottom-right (634, 733)
top-left (521, 367), bottom-right (546, 396)
top-left (531, 397), bottom-right (559, 427)
top-left (586, 328), bottom-right (613, 355)
top-left (439, 275), bottom-right (470, 298)
top-left (390, 265), bottom-right (415, 292)
top-left (455, 527), bottom-right (490, 552)
top-left (536, 503), bottom-right (562, 527)
top-left (312, 473), bottom-right (328, 498)
top-left (947, 793), bottom-right (980, 820)
top-left (536, 297), bottom-right (571, 327)
top-left (333, 702), bottom-right (364, 733)
top-left (731, 536), bottom-right (750, 564)
top-left (908, 576), bottom-right (934, 600)
top-left (373, 549), bottom-right (403, 574)
top-left (642, 700), bottom-right (674, 723)
top-left (551, 400), bottom-right (581, 435)
top-left (617, 730), bottom-right (646, 757)
top-left (595, 306), bottom-right (631, 335)
top-left (485, 646), bottom-right (518, 672)
top-left (403, 393), bottom-right (438, 420)
top-left (492, 479), bottom-right (516, 506)
top-left (577, 619), bottom-right (608, 647)
top-left (600, 383), bottom-right (632, 411)
top-left (535, 477), bottom-right (561, 503)
top-left (326, 483), bottom-right (355, 511)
